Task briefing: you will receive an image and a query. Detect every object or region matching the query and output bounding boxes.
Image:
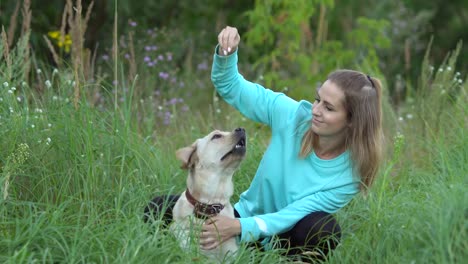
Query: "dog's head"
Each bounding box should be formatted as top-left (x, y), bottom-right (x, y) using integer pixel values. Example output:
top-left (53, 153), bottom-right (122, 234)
top-left (176, 128), bottom-right (247, 174)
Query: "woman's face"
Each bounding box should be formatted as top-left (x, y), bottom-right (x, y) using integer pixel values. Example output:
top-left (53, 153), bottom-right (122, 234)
top-left (311, 80), bottom-right (349, 139)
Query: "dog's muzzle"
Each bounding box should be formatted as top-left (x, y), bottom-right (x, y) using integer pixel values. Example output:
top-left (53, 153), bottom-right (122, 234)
top-left (220, 128), bottom-right (246, 161)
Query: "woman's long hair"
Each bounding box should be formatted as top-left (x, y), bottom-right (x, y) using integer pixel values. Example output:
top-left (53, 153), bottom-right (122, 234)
top-left (300, 70), bottom-right (384, 192)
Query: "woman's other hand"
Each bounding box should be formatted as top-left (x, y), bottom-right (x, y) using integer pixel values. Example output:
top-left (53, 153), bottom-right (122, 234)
top-left (199, 215), bottom-right (241, 250)
top-left (217, 26), bottom-right (240, 56)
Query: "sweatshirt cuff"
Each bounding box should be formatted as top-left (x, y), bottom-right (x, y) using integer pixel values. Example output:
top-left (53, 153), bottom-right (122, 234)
top-left (213, 45), bottom-right (238, 67)
top-left (238, 217), bottom-right (261, 243)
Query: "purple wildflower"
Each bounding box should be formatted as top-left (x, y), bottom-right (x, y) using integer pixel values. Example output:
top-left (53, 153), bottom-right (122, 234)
top-left (168, 98), bottom-right (178, 105)
top-left (166, 53), bottom-right (173, 61)
top-left (144, 56), bottom-right (151, 62)
top-left (129, 20), bottom-right (137, 27)
top-left (197, 61), bottom-right (208, 71)
top-left (145, 46), bottom-right (152, 51)
top-left (102, 54), bottom-right (110, 61)
top-left (157, 54), bottom-right (164, 61)
top-left (159, 72), bottom-right (169, 80)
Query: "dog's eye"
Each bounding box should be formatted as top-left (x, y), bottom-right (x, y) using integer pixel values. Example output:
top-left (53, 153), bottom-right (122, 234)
top-left (211, 134), bottom-right (223, 140)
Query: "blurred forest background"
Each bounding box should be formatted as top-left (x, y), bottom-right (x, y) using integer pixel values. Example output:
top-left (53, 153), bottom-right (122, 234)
top-left (1, 0), bottom-right (466, 107)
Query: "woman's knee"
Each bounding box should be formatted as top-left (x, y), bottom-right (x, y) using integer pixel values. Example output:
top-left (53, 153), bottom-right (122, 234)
top-left (288, 211), bottom-right (342, 252)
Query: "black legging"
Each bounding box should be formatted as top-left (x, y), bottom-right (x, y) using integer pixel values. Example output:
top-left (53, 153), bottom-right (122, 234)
top-left (144, 195), bottom-right (341, 261)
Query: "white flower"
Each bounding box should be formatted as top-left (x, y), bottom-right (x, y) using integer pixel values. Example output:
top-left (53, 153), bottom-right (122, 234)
top-left (458, 79), bottom-right (463, 84)
top-left (406, 114), bottom-right (413, 119)
top-left (216, 108), bottom-right (221, 114)
top-left (17, 97), bottom-right (21, 102)
top-left (48, 123), bottom-right (52, 127)
top-left (53, 96), bottom-right (58, 100)
top-left (21, 81), bottom-right (27, 86)
top-left (0, 97), bottom-right (3, 102)
top-left (45, 80), bottom-right (52, 88)
top-left (438, 68), bottom-right (443, 72)
top-left (446, 66), bottom-right (452, 71)
top-left (8, 90), bottom-right (13, 94)
top-left (455, 72), bottom-right (460, 76)
top-left (46, 138), bottom-right (51, 145)
top-left (52, 68), bottom-right (59, 75)
top-left (398, 116), bottom-right (404, 121)
top-left (31, 124), bottom-right (35, 128)
top-left (11, 87), bottom-right (16, 91)
top-left (36, 69), bottom-right (42, 74)
top-left (158, 106), bottom-right (163, 111)
top-left (3, 82), bottom-right (8, 87)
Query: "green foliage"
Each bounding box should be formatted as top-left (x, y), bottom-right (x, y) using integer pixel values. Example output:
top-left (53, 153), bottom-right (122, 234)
top-left (242, 0), bottom-right (391, 102)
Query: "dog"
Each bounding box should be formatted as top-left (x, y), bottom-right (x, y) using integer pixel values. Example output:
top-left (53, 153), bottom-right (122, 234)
top-left (170, 127), bottom-right (247, 261)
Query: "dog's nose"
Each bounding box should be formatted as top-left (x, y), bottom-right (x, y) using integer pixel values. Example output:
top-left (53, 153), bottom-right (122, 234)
top-left (235, 127), bottom-right (245, 133)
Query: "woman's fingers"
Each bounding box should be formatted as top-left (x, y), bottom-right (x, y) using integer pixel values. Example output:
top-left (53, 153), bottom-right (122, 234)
top-left (218, 26), bottom-right (240, 55)
top-left (199, 230), bottom-right (221, 250)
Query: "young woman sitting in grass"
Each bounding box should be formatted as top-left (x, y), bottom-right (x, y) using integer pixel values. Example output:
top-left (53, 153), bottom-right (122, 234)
top-left (198, 25), bottom-right (385, 261)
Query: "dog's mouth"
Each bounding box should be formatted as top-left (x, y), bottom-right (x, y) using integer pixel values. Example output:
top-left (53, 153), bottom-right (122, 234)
top-left (220, 134), bottom-right (246, 161)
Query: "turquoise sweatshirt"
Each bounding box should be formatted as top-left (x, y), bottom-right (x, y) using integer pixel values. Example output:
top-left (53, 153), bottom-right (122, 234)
top-left (211, 47), bottom-right (360, 243)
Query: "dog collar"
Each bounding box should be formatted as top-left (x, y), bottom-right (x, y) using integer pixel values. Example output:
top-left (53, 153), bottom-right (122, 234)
top-left (185, 188), bottom-right (225, 219)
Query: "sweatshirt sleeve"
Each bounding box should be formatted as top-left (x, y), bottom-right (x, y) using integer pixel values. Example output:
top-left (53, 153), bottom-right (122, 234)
top-left (237, 185), bottom-right (358, 243)
top-left (211, 46), bottom-right (298, 129)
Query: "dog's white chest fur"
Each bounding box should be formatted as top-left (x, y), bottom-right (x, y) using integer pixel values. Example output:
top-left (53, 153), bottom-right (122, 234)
top-left (171, 192), bottom-right (238, 260)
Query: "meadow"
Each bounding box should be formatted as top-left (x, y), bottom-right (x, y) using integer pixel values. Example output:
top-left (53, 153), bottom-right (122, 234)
top-left (1, 1), bottom-right (466, 263)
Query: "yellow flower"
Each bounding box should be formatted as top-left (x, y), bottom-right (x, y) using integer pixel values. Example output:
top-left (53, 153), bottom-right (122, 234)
top-left (47, 30), bottom-right (72, 53)
top-left (48, 30), bottom-right (60, 39)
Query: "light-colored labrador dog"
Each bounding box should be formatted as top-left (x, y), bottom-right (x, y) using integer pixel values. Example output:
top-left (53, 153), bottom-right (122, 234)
top-left (170, 127), bottom-right (247, 261)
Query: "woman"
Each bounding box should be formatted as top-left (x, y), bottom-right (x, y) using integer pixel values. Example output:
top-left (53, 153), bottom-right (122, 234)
top-left (198, 26), bottom-right (384, 260)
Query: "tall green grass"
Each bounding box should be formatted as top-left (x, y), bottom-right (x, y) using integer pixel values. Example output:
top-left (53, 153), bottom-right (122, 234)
top-left (1, 2), bottom-right (466, 263)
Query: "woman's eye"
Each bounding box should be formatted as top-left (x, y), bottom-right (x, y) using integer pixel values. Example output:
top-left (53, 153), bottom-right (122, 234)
top-left (314, 98), bottom-right (320, 103)
top-left (211, 134), bottom-right (222, 140)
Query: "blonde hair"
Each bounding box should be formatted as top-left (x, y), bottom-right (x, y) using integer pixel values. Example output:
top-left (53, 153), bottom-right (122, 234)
top-left (300, 70), bottom-right (384, 192)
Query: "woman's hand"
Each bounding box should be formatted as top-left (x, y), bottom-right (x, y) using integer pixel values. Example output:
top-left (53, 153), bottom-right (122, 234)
top-left (217, 26), bottom-right (240, 56)
top-left (199, 215), bottom-right (241, 250)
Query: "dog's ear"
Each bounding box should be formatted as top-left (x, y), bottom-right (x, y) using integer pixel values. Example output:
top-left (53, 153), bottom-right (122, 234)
top-left (176, 140), bottom-right (198, 170)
